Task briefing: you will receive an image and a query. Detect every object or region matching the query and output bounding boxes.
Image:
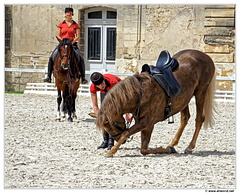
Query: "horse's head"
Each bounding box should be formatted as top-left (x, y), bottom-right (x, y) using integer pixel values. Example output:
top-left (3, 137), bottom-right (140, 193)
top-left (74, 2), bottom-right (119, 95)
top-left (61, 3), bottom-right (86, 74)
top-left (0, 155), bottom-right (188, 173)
top-left (102, 115), bottom-right (127, 142)
top-left (57, 38), bottom-right (73, 70)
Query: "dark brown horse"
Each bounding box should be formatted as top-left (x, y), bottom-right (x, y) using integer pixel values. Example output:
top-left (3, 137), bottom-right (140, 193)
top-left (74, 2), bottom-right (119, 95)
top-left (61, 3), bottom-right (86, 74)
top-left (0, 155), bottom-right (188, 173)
top-left (53, 38), bottom-right (80, 122)
top-left (96, 49), bottom-right (216, 157)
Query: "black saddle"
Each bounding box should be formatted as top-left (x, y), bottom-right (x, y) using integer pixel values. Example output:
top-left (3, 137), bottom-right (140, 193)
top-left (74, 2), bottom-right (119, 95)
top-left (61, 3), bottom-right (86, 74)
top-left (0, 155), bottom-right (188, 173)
top-left (141, 50), bottom-right (181, 98)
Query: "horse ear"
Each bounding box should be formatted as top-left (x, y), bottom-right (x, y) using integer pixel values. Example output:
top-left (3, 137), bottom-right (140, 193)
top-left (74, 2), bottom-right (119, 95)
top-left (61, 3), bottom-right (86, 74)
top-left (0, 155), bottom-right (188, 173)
top-left (56, 36), bottom-right (61, 42)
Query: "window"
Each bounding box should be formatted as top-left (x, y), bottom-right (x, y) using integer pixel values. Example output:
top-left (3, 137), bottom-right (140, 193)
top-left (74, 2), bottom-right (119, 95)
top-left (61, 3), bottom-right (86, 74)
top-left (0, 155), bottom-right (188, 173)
top-left (87, 9), bottom-right (117, 20)
top-left (106, 28), bottom-right (116, 60)
top-left (107, 11), bottom-right (117, 19)
top-left (88, 27), bottom-right (101, 60)
top-left (85, 7), bottom-right (117, 72)
top-left (88, 11), bottom-right (102, 19)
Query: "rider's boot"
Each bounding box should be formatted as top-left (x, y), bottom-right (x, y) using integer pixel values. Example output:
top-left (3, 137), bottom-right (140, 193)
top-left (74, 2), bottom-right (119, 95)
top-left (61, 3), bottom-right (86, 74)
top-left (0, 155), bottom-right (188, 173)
top-left (76, 54), bottom-right (88, 84)
top-left (81, 77), bottom-right (88, 84)
top-left (97, 130), bottom-right (109, 149)
top-left (44, 75), bottom-right (52, 83)
top-left (107, 136), bottom-right (114, 150)
top-left (44, 59), bottom-right (53, 83)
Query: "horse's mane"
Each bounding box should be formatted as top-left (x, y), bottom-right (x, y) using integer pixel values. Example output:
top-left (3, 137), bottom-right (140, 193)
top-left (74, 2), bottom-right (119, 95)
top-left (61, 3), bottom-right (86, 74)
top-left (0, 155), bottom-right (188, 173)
top-left (96, 72), bottom-right (150, 130)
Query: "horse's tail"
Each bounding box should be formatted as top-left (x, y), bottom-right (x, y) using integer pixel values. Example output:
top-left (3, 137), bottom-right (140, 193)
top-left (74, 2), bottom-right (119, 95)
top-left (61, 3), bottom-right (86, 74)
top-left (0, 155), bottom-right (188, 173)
top-left (203, 72), bottom-right (216, 129)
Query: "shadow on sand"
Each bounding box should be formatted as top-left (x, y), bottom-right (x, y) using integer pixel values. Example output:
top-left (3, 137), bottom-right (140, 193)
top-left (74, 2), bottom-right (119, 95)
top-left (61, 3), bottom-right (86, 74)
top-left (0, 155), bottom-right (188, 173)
top-left (118, 148), bottom-right (235, 158)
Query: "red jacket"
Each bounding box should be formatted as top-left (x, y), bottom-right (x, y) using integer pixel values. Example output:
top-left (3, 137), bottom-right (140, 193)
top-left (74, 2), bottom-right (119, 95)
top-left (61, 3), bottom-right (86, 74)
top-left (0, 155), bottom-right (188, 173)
top-left (90, 74), bottom-right (121, 94)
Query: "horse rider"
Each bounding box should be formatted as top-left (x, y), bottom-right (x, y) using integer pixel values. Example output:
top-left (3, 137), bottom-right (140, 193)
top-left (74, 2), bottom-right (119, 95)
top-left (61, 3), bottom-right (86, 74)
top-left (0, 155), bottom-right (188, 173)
top-left (44, 7), bottom-right (88, 84)
top-left (90, 72), bottom-right (132, 150)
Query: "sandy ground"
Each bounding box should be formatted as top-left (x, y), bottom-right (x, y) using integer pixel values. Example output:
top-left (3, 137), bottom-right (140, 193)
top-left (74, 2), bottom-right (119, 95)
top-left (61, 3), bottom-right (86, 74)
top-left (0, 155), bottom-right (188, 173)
top-left (4, 93), bottom-right (235, 189)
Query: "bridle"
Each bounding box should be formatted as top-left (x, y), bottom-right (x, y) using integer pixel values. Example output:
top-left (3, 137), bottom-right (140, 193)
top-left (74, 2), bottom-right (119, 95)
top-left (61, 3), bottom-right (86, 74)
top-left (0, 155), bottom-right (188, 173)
top-left (105, 121), bottom-right (126, 139)
top-left (60, 45), bottom-right (71, 70)
top-left (105, 78), bottom-right (143, 140)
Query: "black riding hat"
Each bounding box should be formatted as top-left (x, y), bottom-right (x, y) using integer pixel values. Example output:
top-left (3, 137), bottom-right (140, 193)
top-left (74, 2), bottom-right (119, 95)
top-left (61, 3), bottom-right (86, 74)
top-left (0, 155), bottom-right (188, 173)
top-left (65, 7), bottom-right (74, 15)
top-left (90, 72), bottom-right (104, 85)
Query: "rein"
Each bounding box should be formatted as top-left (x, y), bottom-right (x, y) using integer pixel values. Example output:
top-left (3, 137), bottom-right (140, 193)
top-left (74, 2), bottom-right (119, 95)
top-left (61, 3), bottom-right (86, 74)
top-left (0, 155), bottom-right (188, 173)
top-left (109, 121), bottom-right (126, 139)
top-left (61, 54), bottom-right (71, 60)
top-left (134, 77), bottom-right (143, 122)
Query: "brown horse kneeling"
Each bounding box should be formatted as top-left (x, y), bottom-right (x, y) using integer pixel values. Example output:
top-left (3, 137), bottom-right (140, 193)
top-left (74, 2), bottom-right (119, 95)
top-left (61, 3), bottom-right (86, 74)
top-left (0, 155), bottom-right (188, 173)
top-left (96, 49), bottom-right (216, 157)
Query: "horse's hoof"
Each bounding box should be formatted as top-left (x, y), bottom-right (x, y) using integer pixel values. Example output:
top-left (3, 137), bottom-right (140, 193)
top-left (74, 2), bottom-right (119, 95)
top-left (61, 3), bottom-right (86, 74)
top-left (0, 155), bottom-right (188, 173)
top-left (68, 117), bottom-right (73, 122)
top-left (184, 147), bottom-right (193, 154)
top-left (105, 151), bottom-right (114, 157)
top-left (55, 118), bottom-right (61, 122)
top-left (73, 116), bottom-right (77, 120)
top-left (167, 146), bottom-right (177, 153)
top-left (55, 116), bottom-right (61, 121)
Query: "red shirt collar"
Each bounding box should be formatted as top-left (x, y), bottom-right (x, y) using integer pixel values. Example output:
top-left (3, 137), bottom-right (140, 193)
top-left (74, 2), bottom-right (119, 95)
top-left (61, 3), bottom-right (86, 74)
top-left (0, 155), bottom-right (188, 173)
top-left (62, 20), bottom-right (77, 24)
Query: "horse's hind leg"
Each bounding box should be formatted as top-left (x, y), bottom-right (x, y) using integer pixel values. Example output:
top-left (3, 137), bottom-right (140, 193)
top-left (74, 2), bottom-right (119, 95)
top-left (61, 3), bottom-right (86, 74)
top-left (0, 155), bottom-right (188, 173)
top-left (185, 93), bottom-right (206, 154)
top-left (168, 105), bottom-right (190, 151)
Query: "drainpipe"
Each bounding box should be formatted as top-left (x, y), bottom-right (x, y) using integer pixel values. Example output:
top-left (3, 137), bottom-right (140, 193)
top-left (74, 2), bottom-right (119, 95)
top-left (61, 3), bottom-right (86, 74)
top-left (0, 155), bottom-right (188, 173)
top-left (137, 5), bottom-right (142, 60)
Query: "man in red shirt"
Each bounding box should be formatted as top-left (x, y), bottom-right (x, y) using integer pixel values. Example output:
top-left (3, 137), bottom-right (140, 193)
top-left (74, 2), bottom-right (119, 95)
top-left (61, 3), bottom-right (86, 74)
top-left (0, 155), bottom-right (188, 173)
top-left (90, 72), bottom-right (131, 150)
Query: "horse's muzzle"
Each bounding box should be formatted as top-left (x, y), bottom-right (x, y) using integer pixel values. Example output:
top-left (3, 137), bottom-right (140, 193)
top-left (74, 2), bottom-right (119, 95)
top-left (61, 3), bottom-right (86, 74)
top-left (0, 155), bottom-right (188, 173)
top-left (61, 63), bottom-right (68, 70)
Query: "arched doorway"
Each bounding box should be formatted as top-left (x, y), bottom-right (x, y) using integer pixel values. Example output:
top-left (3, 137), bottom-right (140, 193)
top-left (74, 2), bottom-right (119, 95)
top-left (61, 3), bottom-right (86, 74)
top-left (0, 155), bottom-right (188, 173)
top-left (84, 7), bottom-right (117, 74)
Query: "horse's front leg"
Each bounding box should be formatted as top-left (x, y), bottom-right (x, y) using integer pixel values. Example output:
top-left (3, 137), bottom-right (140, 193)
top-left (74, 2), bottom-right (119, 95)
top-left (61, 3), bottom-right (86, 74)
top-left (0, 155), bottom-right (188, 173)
top-left (72, 93), bottom-right (77, 120)
top-left (61, 89), bottom-right (67, 121)
top-left (105, 117), bottom-right (151, 157)
top-left (105, 130), bottom-right (130, 157)
top-left (56, 89), bottom-right (62, 121)
top-left (141, 125), bottom-right (171, 155)
top-left (140, 125), bottom-right (172, 155)
top-left (66, 94), bottom-right (73, 122)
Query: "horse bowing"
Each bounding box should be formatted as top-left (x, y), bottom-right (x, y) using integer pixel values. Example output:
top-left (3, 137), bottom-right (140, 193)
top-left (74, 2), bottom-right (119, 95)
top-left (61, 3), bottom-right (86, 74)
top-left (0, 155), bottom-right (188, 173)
top-left (96, 49), bottom-right (216, 157)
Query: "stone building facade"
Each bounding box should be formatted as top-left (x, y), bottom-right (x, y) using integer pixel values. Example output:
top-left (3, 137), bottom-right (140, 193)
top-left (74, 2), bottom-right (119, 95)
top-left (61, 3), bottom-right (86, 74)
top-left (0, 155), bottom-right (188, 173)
top-left (5, 4), bottom-right (235, 91)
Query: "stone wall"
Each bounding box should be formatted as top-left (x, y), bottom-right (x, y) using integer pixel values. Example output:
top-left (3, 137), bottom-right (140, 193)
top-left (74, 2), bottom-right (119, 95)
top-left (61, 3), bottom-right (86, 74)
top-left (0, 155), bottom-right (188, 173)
top-left (115, 5), bottom-right (208, 72)
top-left (115, 4), bottom-right (235, 91)
top-left (203, 5), bottom-right (235, 90)
top-left (5, 5), bottom-right (64, 91)
top-left (5, 4), bottom-right (235, 92)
